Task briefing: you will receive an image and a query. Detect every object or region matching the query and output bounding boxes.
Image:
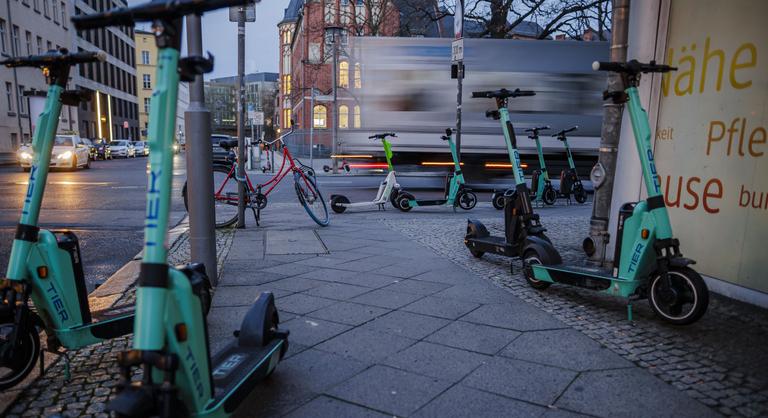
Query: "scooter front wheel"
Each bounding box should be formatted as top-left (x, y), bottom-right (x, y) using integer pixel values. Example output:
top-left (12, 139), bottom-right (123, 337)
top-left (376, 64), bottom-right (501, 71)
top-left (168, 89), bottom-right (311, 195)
top-left (543, 187), bottom-right (557, 206)
top-left (522, 249), bottom-right (552, 290)
top-left (492, 192), bottom-right (505, 210)
top-left (573, 184), bottom-right (588, 204)
top-left (458, 191), bottom-right (477, 210)
top-left (0, 320), bottom-right (40, 390)
top-left (395, 192), bottom-right (414, 212)
top-left (648, 267), bottom-right (709, 325)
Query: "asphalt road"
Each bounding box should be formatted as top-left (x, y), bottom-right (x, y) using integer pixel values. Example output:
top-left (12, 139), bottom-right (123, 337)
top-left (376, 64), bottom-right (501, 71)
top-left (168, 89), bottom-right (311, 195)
top-left (0, 155), bottom-right (187, 291)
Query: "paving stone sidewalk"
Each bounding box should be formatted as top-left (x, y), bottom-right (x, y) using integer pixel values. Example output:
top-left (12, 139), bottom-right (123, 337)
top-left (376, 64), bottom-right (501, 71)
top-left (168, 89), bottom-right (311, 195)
top-left (207, 207), bottom-right (719, 418)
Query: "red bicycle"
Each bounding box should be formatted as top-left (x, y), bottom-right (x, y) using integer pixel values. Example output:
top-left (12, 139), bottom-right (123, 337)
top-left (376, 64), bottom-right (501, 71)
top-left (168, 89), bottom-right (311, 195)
top-left (183, 127), bottom-right (329, 227)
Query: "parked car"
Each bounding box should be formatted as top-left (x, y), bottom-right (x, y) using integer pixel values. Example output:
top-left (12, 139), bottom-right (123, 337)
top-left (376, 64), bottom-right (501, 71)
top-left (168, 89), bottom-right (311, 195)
top-left (133, 141), bottom-right (149, 156)
top-left (18, 135), bottom-right (91, 171)
top-left (81, 138), bottom-right (98, 161)
top-left (211, 134), bottom-right (236, 165)
top-left (110, 140), bottom-right (136, 158)
top-left (93, 139), bottom-right (112, 160)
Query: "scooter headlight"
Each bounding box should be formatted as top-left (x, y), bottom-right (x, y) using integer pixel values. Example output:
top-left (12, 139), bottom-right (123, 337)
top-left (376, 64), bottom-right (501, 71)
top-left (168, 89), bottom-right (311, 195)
top-left (57, 151), bottom-right (73, 160)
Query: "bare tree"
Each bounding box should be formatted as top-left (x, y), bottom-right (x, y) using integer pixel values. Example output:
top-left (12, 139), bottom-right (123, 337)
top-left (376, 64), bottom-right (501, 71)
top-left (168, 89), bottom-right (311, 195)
top-left (340, 0), bottom-right (400, 36)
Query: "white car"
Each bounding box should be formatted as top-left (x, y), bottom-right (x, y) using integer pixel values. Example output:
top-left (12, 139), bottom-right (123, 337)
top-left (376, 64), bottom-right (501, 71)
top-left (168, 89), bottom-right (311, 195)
top-left (133, 141), bottom-right (149, 156)
top-left (109, 140), bottom-right (136, 158)
top-left (18, 135), bottom-right (91, 171)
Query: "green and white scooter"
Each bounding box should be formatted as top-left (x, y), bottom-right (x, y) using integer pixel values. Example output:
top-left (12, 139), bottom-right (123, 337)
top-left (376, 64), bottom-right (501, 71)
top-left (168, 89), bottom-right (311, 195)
top-left (0, 49), bottom-right (151, 389)
top-left (524, 60), bottom-right (709, 325)
top-left (554, 126), bottom-right (588, 204)
top-left (395, 128), bottom-right (477, 211)
top-left (72, 2), bottom-right (288, 416)
top-left (330, 132), bottom-right (402, 213)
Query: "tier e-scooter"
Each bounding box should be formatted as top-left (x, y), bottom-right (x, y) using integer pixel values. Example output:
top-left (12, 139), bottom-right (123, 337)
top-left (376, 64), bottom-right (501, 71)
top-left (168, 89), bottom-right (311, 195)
top-left (554, 126), bottom-right (588, 204)
top-left (464, 89), bottom-right (560, 266)
top-left (0, 49), bottom-right (157, 390)
top-left (330, 132), bottom-right (402, 213)
top-left (395, 128), bottom-right (477, 211)
top-left (523, 60), bottom-right (709, 325)
top-left (72, 2), bottom-right (289, 416)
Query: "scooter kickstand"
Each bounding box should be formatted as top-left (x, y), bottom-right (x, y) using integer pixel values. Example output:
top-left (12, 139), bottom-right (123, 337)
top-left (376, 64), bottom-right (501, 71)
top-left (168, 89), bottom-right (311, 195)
top-left (627, 294), bottom-right (641, 322)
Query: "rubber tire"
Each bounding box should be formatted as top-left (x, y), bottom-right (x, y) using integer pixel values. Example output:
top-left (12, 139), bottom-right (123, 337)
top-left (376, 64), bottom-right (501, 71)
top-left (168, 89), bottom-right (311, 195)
top-left (458, 191), bottom-right (477, 210)
top-left (389, 188), bottom-right (401, 208)
top-left (522, 249), bottom-right (553, 290)
top-left (395, 192), bottom-right (414, 212)
top-left (200, 277), bottom-right (213, 317)
top-left (0, 321), bottom-right (40, 390)
top-left (574, 184), bottom-right (587, 204)
top-left (331, 195), bottom-right (349, 214)
top-left (648, 267), bottom-right (709, 325)
top-left (492, 193), bottom-right (505, 210)
top-left (182, 165), bottom-right (239, 228)
top-left (295, 173), bottom-right (330, 226)
top-left (542, 186), bottom-right (557, 206)
top-left (465, 222), bottom-right (485, 258)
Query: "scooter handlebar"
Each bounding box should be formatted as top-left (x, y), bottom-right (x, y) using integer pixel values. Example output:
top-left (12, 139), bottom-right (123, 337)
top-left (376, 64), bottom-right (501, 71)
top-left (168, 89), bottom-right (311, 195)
top-left (1, 49), bottom-right (106, 68)
top-left (552, 126), bottom-right (578, 137)
top-left (592, 60), bottom-right (677, 74)
top-left (72, 0), bottom-right (252, 30)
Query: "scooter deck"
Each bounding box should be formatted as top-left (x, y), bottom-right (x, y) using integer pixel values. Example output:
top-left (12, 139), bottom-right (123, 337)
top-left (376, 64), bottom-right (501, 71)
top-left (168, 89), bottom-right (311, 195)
top-left (536, 264), bottom-right (614, 291)
top-left (411, 199), bottom-right (448, 207)
top-left (209, 337), bottom-right (286, 414)
top-left (78, 304), bottom-right (135, 340)
top-left (465, 235), bottom-right (520, 257)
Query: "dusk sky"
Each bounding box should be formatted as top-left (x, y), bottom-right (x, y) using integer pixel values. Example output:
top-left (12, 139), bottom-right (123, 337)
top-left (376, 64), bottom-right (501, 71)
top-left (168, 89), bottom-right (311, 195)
top-left (128, 0), bottom-right (284, 78)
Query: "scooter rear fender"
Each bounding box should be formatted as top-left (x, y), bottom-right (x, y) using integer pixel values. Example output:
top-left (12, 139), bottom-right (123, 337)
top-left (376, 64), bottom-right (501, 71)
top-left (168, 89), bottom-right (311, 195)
top-left (466, 219), bottom-right (490, 239)
top-left (523, 235), bottom-right (562, 264)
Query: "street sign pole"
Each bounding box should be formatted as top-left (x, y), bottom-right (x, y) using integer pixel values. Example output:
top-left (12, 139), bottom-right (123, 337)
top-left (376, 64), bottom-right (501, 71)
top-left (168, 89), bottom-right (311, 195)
top-left (235, 6), bottom-right (247, 228)
top-left (453, 0), bottom-right (465, 160)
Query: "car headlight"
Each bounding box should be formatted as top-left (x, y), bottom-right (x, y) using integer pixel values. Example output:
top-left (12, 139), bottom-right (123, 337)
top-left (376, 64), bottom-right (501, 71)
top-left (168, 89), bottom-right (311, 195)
top-left (173, 144), bottom-right (179, 151)
top-left (57, 151), bottom-right (73, 160)
top-left (20, 152), bottom-right (33, 160)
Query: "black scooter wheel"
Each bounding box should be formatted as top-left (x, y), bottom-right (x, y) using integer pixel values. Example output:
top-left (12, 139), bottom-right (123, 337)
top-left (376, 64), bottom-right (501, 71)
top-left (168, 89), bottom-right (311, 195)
top-left (331, 195), bottom-right (350, 214)
top-left (0, 320), bottom-right (40, 390)
top-left (492, 193), bottom-right (505, 210)
top-left (458, 191), bottom-right (477, 210)
top-left (395, 192), bottom-right (414, 212)
top-left (389, 188), bottom-right (401, 208)
top-left (648, 267), bottom-right (709, 325)
top-left (574, 185), bottom-right (588, 204)
top-left (543, 187), bottom-right (557, 206)
top-left (465, 223), bottom-right (485, 258)
top-left (522, 249), bottom-right (552, 290)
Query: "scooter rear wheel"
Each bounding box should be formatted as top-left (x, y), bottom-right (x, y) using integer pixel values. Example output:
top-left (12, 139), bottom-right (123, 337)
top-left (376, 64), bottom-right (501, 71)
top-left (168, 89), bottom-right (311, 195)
top-left (522, 249), bottom-right (552, 290)
top-left (331, 195), bottom-right (349, 214)
top-left (648, 267), bottom-right (709, 325)
top-left (573, 184), bottom-right (588, 204)
top-left (492, 193), bottom-right (505, 210)
top-left (0, 320), bottom-right (40, 390)
top-left (543, 187), bottom-right (557, 206)
top-left (395, 192), bottom-right (414, 212)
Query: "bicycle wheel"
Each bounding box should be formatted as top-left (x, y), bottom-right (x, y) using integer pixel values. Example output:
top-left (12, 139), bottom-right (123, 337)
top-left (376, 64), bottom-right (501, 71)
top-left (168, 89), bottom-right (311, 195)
top-left (294, 171), bottom-right (329, 226)
top-left (183, 165), bottom-right (239, 228)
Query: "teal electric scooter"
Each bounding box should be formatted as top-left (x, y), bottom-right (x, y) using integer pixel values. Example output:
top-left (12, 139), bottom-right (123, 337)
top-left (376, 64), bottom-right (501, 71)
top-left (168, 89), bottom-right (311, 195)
top-left (0, 49), bottom-right (151, 390)
top-left (73, 2), bottom-right (289, 417)
top-left (554, 126), bottom-right (588, 204)
top-left (395, 128), bottom-right (477, 211)
top-left (491, 126), bottom-right (556, 209)
top-left (524, 60), bottom-right (709, 325)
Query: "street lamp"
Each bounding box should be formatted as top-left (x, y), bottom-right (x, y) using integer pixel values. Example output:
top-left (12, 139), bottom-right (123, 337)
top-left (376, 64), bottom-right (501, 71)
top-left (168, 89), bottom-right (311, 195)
top-left (324, 25), bottom-right (345, 174)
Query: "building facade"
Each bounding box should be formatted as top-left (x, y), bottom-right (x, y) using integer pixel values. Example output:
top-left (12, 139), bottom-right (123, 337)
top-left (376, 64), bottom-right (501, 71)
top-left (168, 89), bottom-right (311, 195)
top-left (0, 0), bottom-right (78, 161)
top-left (134, 29), bottom-right (188, 143)
top-left (205, 72), bottom-right (278, 135)
top-left (277, 0), bottom-right (400, 157)
top-left (72, 0), bottom-right (138, 141)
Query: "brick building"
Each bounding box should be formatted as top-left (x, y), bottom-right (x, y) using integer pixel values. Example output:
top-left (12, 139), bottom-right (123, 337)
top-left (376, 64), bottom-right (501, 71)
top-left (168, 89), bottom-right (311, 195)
top-left (277, 0), bottom-right (400, 157)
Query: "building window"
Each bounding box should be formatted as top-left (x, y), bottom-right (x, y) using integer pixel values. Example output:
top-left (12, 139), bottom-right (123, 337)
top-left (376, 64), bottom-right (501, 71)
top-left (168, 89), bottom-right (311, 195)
top-left (0, 20), bottom-right (6, 53)
top-left (33, 0), bottom-right (39, 12)
top-left (313, 105), bottom-right (327, 128)
top-left (283, 109), bottom-right (292, 128)
top-left (142, 74), bottom-right (151, 89)
top-left (338, 105), bottom-right (349, 129)
top-left (61, 2), bottom-right (67, 28)
top-left (283, 75), bottom-right (291, 95)
top-left (18, 85), bottom-right (26, 115)
top-left (143, 97), bottom-right (150, 113)
top-left (36, 36), bottom-right (42, 54)
top-left (11, 25), bottom-right (20, 55)
top-left (43, 0), bottom-right (50, 18)
top-left (25, 31), bottom-right (32, 55)
top-left (324, 0), bottom-right (336, 24)
top-left (52, 0), bottom-right (59, 23)
top-left (5, 82), bottom-right (14, 113)
top-left (355, 0), bottom-right (365, 25)
top-left (354, 63), bottom-right (362, 88)
top-left (340, 0), bottom-right (350, 24)
top-left (141, 50), bottom-right (150, 65)
top-left (354, 105), bottom-right (361, 128)
top-left (46, 40), bottom-right (51, 51)
top-left (339, 61), bottom-right (349, 88)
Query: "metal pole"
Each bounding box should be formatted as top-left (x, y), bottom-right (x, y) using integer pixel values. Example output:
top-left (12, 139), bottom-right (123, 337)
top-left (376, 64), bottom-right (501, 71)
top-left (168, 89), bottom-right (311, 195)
top-left (184, 14), bottom-right (218, 284)
top-left (586, 0), bottom-right (630, 264)
top-left (455, 63), bottom-right (463, 160)
top-left (331, 33), bottom-right (339, 174)
top-left (248, 120), bottom-right (254, 171)
top-left (309, 88), bottom-right (315, 169)
top-left (235, 7), bottom-right (247, 228)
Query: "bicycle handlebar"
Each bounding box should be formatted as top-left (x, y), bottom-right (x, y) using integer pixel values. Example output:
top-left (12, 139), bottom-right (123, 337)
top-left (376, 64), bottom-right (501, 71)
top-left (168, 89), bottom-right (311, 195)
top-left (552, 126), bottom-right (578, 137)
top-left (471, 88), bottom-right (536, 99)
top-left (71, 0), bottom-right (252, 30)
top-left (1, 49), bottom-right (106, 68)
top-left (261, 125), bottom-right (294, 146)
top-left (592, 59), bottom-right (677, 74)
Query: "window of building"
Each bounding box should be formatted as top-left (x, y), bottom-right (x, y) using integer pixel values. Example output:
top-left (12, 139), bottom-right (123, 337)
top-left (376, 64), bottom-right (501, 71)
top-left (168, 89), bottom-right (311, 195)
top-left (143, 97), bottom-right (150, 114)
top-left (339, 61), bottom-right (349, 88)
top-left (355, 0), bottom-right (365, 25)
top-left (5, 82), bottom-right (14, 113)
top-left (354, 63), bottom-right (362, 88)
top-left (33, 0), bottom-right (39, 12)
top-left (0, 20), bottom-right (6, 53)
top-left (25, 31), bottom-right (32, 55)
top-left (11, 133), bottom-right (18, 148)
top-left (46, 40), bottom-right (51, 51)
top-left (283, 75), bottom-right (291, 95)
top-left (61, 2), bottom-right (67, 28)
top-left (283, 109), bottom-right (292, 128)
top-left (52, 0), bottom-right (59, 23)
top-left (142, 74), bottom-right (151, 89)
top-left (11, 25), bottom-right (20, 55)
top-left (313, 105), bottom-right (327, 128)
top-left (354, 105), bottom-right (361, 128)
top-left (18, 85), bottom-right (26, 114)
top-left (36, 36), bottom-right (42, 54)
top-left (324, 0), bottom-right (336, 24)
top-left (43, 0), bottom-right (50, 18)
top-left (308, 42), bottom-right (321, 63)
top-left (338, 105), bottom-right (349, 129)
top-left (340, 0), bottom-right (350, 24)
top-left (282, 50), bottom-right (291, 74)
top-left (141, 50), bottom-right (150, 65)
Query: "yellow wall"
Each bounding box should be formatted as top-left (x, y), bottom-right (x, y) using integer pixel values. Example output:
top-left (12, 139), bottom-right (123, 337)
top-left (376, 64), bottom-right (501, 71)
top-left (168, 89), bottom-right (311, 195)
top-left (134, 32), bottom-right (157, 140)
